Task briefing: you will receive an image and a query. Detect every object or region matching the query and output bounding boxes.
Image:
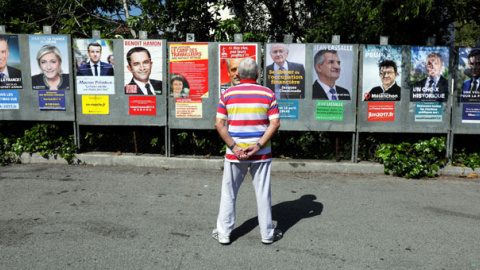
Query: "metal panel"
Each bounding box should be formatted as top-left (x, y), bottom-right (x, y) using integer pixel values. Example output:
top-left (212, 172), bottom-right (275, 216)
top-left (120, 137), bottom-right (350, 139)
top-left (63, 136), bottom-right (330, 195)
top-left (0, 34), bottom-right (75, 121)
top-left (357, 45), bottom-right (452, 134)
top-left (74, 39), bottom-right (167, 127)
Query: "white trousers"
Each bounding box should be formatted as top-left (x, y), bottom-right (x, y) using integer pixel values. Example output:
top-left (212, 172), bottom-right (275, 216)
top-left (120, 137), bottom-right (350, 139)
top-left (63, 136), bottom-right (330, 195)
top-left (216, 161), bottom-right (275, 240)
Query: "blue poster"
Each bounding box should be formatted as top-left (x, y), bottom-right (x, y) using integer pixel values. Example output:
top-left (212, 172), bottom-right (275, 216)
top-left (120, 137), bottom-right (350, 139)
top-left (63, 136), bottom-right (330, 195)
top-left (462, 104), bottom-right (480, 123)
top-left (0, 90), bottom-right (19, 109)
top-left (414, 102), bottom-right (442, 122)
top-left (38, 90), bottom-right (65, 110)
top-left (278, 100), bottom-right (299, 119)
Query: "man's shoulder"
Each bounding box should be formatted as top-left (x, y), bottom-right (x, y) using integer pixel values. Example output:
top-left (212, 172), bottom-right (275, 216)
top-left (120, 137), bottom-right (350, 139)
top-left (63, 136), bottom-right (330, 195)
top-left (287, 61), bottom-right (305, 69)
top-left (7, 66), bottom-right (22, 76)
top-left (369, 86), bottom-right (383, 93)
top-left (101, 61), bottom-right (113, 68)
top-left (414, 78), bottom-right (427, 87)
top-left (227, 83), bottom-right (273, 94)
top-left (336, 85), bottom-right (349, 93)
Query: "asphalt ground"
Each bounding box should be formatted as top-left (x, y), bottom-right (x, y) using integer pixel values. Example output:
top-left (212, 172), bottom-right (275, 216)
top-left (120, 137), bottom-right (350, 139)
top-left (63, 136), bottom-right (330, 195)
top-left (1, 163), bottom-right (479, 270)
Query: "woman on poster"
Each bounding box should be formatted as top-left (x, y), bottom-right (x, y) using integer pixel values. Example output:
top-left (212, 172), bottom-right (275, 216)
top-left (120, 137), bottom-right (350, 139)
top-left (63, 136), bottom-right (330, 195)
top-left (170, 74), bottom-right (190, 98)
top-left (32, 45), bottom-right (70, 90)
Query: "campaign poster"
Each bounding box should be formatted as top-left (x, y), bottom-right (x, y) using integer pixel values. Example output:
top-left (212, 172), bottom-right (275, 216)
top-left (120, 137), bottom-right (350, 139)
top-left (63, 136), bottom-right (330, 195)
top-left (312, 44), bottom-right (354, 101)
top-left (410, 46), bottom-right (450, 102)
top-left (457, 47), bottom-right (480, 102)
top-left (367, 102), bottom-right (395, 121)
top-left (82, 95), bottom-right (109, 114)
top-left (124, 40), bottom-right (163, 96)
top-left (0, 34), bottom-right (23, 89)
top-left (315, 100), bottom-right (344, 121)
top-left (414, 102), bottom-right (442, 122)
top-left (219, 43), bottom-right (257, 96)
top-left (169, 43), bottom-right (208, 98)
top-left (362, 45), bottom-right (402, 101)
top-left (265, 43), bottom-right (305, 99)
top-left (74, 39), bottom-right (115, 95)
top-left (129, 96), bottom-right (156, 115)
top-left (278, 100), bottom-right (299, 120)
top-left (462, 104), bottom-right (480, 123)
top-left (29, 35), bottom-right (70, 91)
top-left (175, 98), bottom-right (202, 118)
top-left (0, 90), bottom-right (19, 109)
top-left (38, 90), bottom-right (66, 110)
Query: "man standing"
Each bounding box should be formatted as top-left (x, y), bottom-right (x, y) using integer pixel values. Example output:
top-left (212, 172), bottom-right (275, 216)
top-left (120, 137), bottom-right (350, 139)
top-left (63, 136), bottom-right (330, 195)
top-left (266, 44), bottom-right (305, 99)
top-left (213, 58), bottom-right (282, 245)
top-left (364, 60), bottom-right (401, 101)
top-left (312, 49), bottom-right (351, 100)
top-left (0, 35), bottom-right (22, 88)
top-left (411, 52), bottom-right (448, 102)
top-left (77, 42), bottom-right (114, 76)
top-left (125, 47), bottom-right (162, 95)
top-left (461, 49), bottom-right (480, 102)
top-left (220, 58), bottom-right (243, 95)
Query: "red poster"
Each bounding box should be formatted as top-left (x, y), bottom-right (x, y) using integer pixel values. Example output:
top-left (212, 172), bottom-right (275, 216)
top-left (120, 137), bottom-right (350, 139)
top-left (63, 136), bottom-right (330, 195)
top-left (367, 102), bottom-right (395, 121)
top-left (129, 96), bottom-right (156, 115)
top-left (219, 44), bottom-right (257, 95)
top-left (169, 43), bottom-right (209, 98)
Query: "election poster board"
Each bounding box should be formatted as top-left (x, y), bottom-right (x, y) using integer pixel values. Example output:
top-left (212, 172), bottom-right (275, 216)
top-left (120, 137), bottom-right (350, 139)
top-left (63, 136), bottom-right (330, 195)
top-left (169, 43), bottom-right (209, 98)
top-left (265, 43), bottom-right (306, 99)
top-left (74, 39), bottom-right (115, 95)
top-left (218, 43), bottom-right (257, 96)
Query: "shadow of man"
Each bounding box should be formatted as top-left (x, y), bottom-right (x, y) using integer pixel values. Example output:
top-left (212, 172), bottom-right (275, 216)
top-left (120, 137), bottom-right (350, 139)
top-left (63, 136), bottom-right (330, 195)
top-left (231, 194), bottom-right (323, 242)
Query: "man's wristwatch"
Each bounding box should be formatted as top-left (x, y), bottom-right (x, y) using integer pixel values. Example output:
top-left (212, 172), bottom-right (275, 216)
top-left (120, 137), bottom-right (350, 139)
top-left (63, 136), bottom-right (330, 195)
top-left (228, 142), bottom-right (236, 150)
top-left (256, 142), bottom-right (263, 149)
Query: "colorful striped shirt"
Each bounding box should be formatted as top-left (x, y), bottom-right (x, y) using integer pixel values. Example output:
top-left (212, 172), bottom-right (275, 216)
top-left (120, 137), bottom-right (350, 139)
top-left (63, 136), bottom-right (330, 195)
top-left (217, 79), bottom-right (280, 163)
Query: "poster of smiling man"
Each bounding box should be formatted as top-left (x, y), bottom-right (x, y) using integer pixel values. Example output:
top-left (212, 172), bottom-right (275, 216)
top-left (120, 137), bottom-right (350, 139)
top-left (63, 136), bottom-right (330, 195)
top-left (265, 43), bottom-right (305, 99)
top-left (362, 45), bottom-right (402, 101)
top-left (75, 39), bottom-right (115, 95)
top-left (410, 47), bottom-right (450, 102)
top-left (0, 34), bottom-right (23, 89)
top-left (29, 35), bottom-right (70, 91)
top-left (124, 40), bottom-right (163, 95)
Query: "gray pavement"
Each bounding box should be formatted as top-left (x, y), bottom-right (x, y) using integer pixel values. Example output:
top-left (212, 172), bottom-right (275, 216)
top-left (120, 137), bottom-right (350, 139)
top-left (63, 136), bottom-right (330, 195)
top-left (1, 162), bottom-right (480, 270)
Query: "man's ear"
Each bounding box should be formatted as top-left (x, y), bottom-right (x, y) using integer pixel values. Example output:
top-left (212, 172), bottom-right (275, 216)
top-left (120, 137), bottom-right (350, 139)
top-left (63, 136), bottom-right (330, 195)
top-left (126, 65), bottom-right (132, 72)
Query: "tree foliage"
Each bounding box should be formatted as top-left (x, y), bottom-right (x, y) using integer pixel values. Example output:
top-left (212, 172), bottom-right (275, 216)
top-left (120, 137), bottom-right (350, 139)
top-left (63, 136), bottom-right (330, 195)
top-left (0, 0), bottom-right (478, 44)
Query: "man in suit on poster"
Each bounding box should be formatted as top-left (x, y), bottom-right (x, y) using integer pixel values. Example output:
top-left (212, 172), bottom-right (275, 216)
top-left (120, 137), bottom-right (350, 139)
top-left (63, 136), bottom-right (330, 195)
top-left (124, 47), bottom-right (162, 95)
top-left (220, 58), bottom-right (243, 95)
top-left (0, 35), bottom-right (22, 88)
top-left (76, 42), bottom-right (114, 76)
top-left (460, 49), bottom-right (480, 102)
top-left (364, 60), bottom-right (401, 101)
top-left (312, 49), bottom-right (351, 100)
top-left (411, 52), bottom-right (448, 102)
top-left (266, 43), bottom-right (305, 99)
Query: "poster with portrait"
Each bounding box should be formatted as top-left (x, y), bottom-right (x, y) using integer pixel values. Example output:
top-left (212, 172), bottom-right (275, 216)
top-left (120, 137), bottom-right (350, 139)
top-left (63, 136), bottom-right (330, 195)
top-left (362, 45), bottom-right (402, 102)
top-left (265, 43), bottom-right (305, 99)
top-left (312, 44), bottom-right (354, 100)
top-left (74, 39), bottom-right (115, 95)
top-left (169, 43), bottom-right (209, 98)
top-left (456, 47), bottom-right (480, 102)
top-left (219, 43), bottom-right (257, 96)
top-left (124, 40), bottom-right (163, 96)
top-left (29, 35), bottom-right (70, 91)
top-left (410, 46), bottom-right (450, 102)
top-left (0, 34), bottom-right (23, 89)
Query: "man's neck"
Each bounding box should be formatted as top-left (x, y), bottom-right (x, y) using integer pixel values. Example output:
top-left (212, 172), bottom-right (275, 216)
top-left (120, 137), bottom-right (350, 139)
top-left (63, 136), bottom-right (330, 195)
top-left (0, 66), bottom-right (6, 73)
top-left (318, 78), bottom-right (335, 88)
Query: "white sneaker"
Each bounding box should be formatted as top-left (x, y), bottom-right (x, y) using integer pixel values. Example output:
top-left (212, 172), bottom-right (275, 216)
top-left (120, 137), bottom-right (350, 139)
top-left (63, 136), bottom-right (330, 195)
top-left (212, 229), bottom-right (230, 245)
top-left (262, 229), bottom-right (283, 244)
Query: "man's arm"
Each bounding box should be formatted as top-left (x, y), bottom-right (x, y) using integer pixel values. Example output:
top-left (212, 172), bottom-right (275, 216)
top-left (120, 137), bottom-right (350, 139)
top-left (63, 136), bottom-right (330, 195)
top-left (245, 118), bottom-right (280, 158)
top-left (215, 118), bottom-right (246, 159)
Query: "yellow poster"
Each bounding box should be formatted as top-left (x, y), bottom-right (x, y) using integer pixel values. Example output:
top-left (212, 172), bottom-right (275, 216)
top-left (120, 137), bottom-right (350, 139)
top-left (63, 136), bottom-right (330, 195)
top-left (175, 98), bottom-right (202, 118)
top-left (82, 95), bottom-right (109, 114)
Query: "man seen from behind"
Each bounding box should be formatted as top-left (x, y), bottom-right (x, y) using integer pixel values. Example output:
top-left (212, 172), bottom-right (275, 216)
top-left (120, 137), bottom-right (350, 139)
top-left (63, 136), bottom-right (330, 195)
top-left (213, 57), bottom-right (282, 245)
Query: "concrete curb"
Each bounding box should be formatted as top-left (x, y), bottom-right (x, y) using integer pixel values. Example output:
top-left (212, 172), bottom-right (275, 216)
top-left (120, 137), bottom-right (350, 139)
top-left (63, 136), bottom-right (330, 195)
top-left (18, 152), bottom-right (472, 177)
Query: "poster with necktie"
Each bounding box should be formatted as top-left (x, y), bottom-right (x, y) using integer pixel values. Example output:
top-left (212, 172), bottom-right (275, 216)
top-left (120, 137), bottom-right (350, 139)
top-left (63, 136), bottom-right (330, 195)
top-left (456, 47), bottom-right (480, 103)
top-left (410, 46), bottom-right (449, 102)
top-left (0, 34), bottom-right (23, 89)
top-left (74, 39), bottom-right (115, 95)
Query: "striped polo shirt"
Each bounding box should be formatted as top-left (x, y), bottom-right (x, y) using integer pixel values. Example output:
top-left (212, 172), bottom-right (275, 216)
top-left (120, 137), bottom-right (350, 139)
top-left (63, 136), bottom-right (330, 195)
top-left (217, 79), bottom-right (280, 163)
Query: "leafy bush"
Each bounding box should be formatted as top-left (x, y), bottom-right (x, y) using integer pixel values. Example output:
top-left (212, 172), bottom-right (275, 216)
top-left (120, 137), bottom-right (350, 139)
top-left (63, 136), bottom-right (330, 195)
top-left (375, 137), bottom-right (447, 179)
top-left (452, 149), bottom-right (480, 173)
top-left (0, 123), bottom-right (77, 165)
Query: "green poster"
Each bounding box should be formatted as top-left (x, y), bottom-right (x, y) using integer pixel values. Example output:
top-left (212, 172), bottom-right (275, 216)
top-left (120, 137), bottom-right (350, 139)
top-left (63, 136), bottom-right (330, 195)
top-left (316, 100), bottom-right (344, 121)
